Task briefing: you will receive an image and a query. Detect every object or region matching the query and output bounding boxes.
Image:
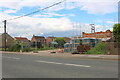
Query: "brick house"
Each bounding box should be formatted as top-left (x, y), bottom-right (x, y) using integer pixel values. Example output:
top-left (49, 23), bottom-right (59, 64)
top-left (46, 37), bottom-right (56, 45)
top-left (31, 35), bottom-right (45, 47)
top-left (82, 30), bottom-right (112, 39)
top-left (14, 37), bottom-right (30, 45)
top-left (0, 33), bottom-right (14, 48)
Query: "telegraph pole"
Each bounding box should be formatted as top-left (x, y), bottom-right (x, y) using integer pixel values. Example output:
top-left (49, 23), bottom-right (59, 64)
top-left (3, 20), bottom-right (7, 51)
top-left (90, 24), bottom-right (95, 33)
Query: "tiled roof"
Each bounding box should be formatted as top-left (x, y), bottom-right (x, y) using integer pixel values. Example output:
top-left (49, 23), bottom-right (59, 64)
top-left (15, 37), bottom-right (28, 40)
top-left (47, 37), bottom-right (56, 38)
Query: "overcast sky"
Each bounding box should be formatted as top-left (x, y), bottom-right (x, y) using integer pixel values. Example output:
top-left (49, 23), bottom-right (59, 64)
top-left (0, 0), bottom-right (119, 39)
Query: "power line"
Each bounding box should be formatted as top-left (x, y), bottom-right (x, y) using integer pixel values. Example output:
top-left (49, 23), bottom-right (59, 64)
top-left (6, 0), bottom-right (66, 21)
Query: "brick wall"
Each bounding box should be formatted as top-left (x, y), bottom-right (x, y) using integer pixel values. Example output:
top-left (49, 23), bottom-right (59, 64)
top-left (82, 30), bottom-right (112, 39)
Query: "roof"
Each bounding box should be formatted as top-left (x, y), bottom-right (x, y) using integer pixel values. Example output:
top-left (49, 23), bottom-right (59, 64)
top-left (15, 37), bottom-right (28, 40)
top-left (47, 37), bottom-right (56, 39)
top-left (33, 36), bottom-right (45, 39)
top-left (83, 30), bottom-right (112, 35)
top-left (63, 37), bottom-right (71, 40)
top-left (0, 33), bottom-right (14, 39)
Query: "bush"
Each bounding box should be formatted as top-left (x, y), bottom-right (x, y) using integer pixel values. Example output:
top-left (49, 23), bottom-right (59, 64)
top-left (22, 45), bottom-right (31, 52)
top-left (9, 43), bottom-right (21, 52)
top-left (86, 42), bottom-right (106, 54)
top-left (9, 41), bottom-right (31, 52)
top-left (38, 45), bottom-right (56, 50)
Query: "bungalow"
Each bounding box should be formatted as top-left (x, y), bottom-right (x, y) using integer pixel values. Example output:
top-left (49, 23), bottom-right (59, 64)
top-left (14, 37), bottom-right (30, 44)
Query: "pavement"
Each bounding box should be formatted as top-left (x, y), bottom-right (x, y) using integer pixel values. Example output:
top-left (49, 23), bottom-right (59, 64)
top-left (0, 50), bottom-right (119, 60)
top-left (2, 53), bottom-right (118, 78)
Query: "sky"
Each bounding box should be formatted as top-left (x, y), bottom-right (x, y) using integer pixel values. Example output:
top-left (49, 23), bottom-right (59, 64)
top-left (0, 0), bottom-right (119, 39)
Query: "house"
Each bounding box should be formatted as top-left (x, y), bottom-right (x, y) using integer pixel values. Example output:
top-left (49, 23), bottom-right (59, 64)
top-left (46, 37), bottom-right (56, 45)
top-left (14, 37), bottom-right (30, 45)
top-left (31, 35), bottom-right (45, 47)
top-left (0, 33), bottom-right (14, 48)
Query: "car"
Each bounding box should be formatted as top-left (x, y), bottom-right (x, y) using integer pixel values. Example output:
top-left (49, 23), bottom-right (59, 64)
top-left (71, 51), bottom-right (80, 54)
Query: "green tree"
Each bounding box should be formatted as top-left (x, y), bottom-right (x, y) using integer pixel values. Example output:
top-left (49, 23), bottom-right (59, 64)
top-left (113, 24), bottom-right (120, 42)
top-left (54, 37), bottom-right (66, 48)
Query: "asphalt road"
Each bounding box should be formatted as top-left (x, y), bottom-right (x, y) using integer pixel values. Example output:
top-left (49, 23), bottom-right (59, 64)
top-left (2, 53), bottom-right (118, 78)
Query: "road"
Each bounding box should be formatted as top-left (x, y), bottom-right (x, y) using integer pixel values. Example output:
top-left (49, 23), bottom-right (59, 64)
top-left (2, 53), bottom-right (118, 78)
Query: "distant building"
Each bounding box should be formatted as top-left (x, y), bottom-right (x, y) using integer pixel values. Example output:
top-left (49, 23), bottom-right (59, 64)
top-left (46, 37), bottom-right (56, 45)
top-left (46, 37), bottom-right (71, 45)
top-left (0, 33), bottom-right (14, 48)
top-left (31, 35), bottom-right (45, 46)
top-left (14, 37), bottom-right (30, 45)
top-left (82, 30), bottom-right (112, 40)
top-left (64, 38), bottom-right (100, 53)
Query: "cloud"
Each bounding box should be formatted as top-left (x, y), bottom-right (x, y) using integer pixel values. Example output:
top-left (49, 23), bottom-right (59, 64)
top-left (0, 12), bottom-right (113, 39)
top-left (0, 13), bottom-right (113, 39)
top-left (4, 10), bottom-right (17, 14)
top-left (106, 21), bottom-right (119, 24)
top-left (33, 12), bottom-right (66, 18)
top-left (80, 1), bottom-right (118, 14)
top-left (0, 13), bottom-right (74, 38)
top-left (0, 0), bottom-right (22, 10)
top-left (33, 12), bottom-right (75, 18)
top-left (0, 0), bottom-right (119, 15)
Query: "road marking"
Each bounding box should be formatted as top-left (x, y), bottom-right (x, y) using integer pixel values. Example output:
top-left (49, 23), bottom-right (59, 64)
top-left (36, 61), bottom-right (63, 64)
top-left (36, 60), bottom-right (91, 68)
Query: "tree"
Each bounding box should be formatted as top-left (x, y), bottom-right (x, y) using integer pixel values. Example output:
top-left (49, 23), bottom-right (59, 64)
top-left (54, 37), bottom-right (66, 48)
top-left (113, 24), bottom-right (120, 42)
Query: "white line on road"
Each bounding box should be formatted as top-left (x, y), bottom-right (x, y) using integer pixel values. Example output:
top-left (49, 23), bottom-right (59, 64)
top-left (36, 60), bottom-right (91, 68)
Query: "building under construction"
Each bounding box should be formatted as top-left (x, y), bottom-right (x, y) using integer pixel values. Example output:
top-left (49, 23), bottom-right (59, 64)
top-left (64, 38), bottom-right (100, 53)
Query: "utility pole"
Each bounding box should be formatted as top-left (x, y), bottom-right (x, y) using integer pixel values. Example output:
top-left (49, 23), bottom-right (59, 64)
top-left (90, 24), bottom-right (95, 33)
top-left (3, 20), bottom-right (7, 51)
